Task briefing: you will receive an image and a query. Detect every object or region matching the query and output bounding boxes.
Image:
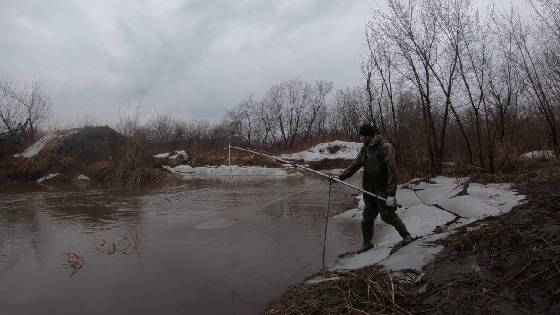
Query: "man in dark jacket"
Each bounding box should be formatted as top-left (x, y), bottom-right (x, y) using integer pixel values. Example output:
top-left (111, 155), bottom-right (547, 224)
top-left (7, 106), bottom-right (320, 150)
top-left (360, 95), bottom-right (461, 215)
top-left (338, 124), bottom-right (412, 253)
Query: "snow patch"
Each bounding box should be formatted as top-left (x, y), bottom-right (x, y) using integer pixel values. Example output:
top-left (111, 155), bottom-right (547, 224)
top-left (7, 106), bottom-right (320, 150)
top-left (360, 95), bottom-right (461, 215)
top-left (437, 195), bottom-right (501, 219)
top-left (154, 152), bottom-right (170, 158)
top-left (396, 205), bottom-right (456, 239)
top-left (467, 183), bottom-right (525, 213)
top-left (13, 130), bottom-right (77, 158)
top-left (325, 176), bottom-right (525, 277)
top-left (332, 207), bottom-right (362, 220)
top-left (380, 233), bottom-right (447, 271)
top-left (154, 150), bottom-right (188, 159)
top-left (408, 177), bottom-right (467, 205)
top-left (395, 189), bottom-right (423, 208)
top-left (521, 150), bottom-right (555, 159)
top-left (76, 174), bottom-right (90, 180)
top-left (330, 243), bottom-right (393, 270)
top-left (36, 173), bottom-right (60, 183)
top-left (278, 141), bottom-right (362, 161)
top-left (14, 134), bottom-right (55, 158)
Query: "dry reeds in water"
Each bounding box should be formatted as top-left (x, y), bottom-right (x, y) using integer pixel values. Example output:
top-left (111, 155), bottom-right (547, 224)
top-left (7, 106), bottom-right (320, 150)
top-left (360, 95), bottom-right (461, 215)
top-left (94, 232), bottom-right (140, 257)
top-left (62, 252), bottom-right (85, 277)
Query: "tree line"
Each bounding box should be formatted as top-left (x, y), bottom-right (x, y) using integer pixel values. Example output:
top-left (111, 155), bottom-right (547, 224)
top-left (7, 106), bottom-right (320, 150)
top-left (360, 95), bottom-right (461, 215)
top-left (4, 0), bottom-right (559, 176)
top-left (225, 0), bottom-right (560, 174)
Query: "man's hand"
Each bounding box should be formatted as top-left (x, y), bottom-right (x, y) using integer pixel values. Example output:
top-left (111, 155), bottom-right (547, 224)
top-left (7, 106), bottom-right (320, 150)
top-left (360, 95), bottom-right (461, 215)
top-left (385, 196), bottom-right (398, 207)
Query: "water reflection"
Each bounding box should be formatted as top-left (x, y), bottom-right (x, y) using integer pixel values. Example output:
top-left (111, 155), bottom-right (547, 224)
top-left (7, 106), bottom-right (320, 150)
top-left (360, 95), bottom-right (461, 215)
top-left (0, 176), bottom-right (361, 314)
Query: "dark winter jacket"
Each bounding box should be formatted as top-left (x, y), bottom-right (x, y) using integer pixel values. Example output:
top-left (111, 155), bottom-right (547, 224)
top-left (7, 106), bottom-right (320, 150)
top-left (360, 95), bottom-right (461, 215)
top-left (339, 135), bottom-right (398, 197)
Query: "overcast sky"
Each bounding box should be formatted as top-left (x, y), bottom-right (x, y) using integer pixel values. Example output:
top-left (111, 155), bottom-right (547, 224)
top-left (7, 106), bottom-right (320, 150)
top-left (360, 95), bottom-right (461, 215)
top-left (1, 0), bottom-right (529, 126)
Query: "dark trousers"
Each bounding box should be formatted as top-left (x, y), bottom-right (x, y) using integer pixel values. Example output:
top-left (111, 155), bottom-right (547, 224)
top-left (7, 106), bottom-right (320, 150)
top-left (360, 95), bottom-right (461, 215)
top-left (362, 195), bottom-right (410, 243)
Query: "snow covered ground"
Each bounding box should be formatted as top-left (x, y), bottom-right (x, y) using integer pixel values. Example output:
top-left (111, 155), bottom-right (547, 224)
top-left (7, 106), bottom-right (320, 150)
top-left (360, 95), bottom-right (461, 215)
top-left (313, 176), bottom-right (525, 282)
top-left (13, 130), bottom-right (77, 158)
top-left (164, 165), bottom-right (289, 177)
top-left (36, 173), bottom-right (60, 183)
top-left (153, 150), bottom-right (188, 159)
top-left (279, 140), bottom-right (362, 161)
top-left (13, 134), bottom-right (56, 158)
top-left (521, 150), bottom-right (555, 159)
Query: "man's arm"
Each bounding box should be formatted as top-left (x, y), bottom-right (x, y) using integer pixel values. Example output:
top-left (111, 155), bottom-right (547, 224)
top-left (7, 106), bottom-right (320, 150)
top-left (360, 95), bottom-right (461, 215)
top-left (338, 148), bottom-right (364, 180)
top-left (382, 143), bottom-right (398, 196)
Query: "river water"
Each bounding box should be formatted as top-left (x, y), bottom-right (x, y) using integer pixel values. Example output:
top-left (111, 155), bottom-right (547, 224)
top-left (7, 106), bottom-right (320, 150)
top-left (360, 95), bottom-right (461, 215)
top-left (0, 176), bottom-right (360, 314)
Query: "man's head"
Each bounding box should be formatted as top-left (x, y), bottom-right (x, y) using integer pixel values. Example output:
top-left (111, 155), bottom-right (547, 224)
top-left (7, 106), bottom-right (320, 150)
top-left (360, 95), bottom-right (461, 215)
top-left (358, 123), bottom-right (378, 144)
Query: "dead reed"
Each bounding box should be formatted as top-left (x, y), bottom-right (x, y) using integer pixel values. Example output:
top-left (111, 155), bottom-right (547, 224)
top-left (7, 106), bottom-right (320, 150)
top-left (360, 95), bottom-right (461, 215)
top-left (62, 252), bottom-right (85, 277)
top-left (94, 232), bottom-right (140, 257)
top-left (264, 266), bottom-right (416, 314)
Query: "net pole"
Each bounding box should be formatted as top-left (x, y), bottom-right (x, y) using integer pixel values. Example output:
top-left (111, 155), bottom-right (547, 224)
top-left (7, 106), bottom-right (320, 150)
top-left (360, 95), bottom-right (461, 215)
top-left (229, 145), bottom-right (398, 206)
top-left (228, 143), bottom-right (237, 201)
top-left (322, 181), bottom-right (332, 270)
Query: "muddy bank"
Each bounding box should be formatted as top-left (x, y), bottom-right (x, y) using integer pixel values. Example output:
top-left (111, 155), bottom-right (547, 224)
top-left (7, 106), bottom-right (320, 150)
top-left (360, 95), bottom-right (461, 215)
top-left (405, 162), bottom-right (560, 314)
top-left (263, 160), bottom-right (560, 314)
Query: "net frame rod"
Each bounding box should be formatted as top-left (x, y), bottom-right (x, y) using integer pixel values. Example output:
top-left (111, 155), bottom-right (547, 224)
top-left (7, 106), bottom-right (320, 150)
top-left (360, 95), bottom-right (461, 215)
top-left (229, 146), bottom-right (396, 205)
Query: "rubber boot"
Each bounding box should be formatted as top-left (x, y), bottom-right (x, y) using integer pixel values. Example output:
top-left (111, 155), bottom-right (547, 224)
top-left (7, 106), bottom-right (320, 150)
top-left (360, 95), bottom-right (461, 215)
top-left (401, 234), bottom-right (413, 246)
top-left (390, 215), bottom-right (410, 240)
top-left (357, 221), bottom-right (374, 253)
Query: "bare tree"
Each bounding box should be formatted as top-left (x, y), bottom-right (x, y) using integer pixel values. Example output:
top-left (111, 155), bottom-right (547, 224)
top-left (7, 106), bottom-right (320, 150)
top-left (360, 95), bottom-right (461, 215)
top-left (225, 96), bottom-right (256, 147)
top-left (266, 79), bottom-right (310, 149)
top-left (331, 87), bottom-right (365, 139)
top-left (0, 80), bottom-right (53, 145)
top-left (507, 6), bottom-right (560, 157)
top-left (0, 82), bottom-right (26, 141)
top-left (525, 0), bottom-right (560, 157)
top-left (253, 98), bottom-right (277, 149)
top-left (117, 97), bottom-right (145, 138)
top-left (302, 80), bottom-right (333, 144)
top-left (373, 0), bottom-right (451, 174)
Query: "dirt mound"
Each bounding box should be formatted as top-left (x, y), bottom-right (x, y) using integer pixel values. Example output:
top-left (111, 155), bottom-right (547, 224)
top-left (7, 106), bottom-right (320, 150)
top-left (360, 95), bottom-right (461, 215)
top-left (22, 126), bottom-right (166, 185)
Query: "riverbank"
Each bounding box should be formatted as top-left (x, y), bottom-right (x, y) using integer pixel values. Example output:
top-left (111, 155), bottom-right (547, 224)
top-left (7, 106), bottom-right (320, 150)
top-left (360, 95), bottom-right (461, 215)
top-left (1, 132), bottom-right (358, 186)
top-left (263, 160), bottom-right (560, 314)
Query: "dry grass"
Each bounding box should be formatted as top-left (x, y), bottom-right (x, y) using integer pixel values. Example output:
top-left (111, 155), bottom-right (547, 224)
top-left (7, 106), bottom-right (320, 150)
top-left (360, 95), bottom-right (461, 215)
top-left (264, 266), bottom-right (417, 314)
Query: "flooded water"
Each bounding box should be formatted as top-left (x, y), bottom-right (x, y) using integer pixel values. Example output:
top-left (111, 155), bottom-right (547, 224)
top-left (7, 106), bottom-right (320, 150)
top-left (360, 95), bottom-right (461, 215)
top-left (0, 176), bottom-right (360, 314)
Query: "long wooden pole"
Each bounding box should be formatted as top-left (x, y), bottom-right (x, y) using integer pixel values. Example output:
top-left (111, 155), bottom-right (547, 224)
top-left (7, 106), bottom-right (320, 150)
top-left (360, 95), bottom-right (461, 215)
top-left (229, 146), bottom-right (400, 207)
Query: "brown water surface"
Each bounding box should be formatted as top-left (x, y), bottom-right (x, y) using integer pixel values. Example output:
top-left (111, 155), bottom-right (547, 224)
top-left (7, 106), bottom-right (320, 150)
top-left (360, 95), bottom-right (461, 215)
top-left (0, 176), bottom-right (359, 314)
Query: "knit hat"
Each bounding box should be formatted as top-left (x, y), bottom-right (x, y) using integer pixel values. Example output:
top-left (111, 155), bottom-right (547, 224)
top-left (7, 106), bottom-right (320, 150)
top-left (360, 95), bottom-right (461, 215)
top-left (358, 123), bottom-right (378, 136)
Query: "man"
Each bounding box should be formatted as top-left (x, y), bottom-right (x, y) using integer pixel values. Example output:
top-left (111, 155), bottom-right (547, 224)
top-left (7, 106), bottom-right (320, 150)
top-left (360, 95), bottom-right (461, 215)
top-left (338, 123), bottom-right (412, 253)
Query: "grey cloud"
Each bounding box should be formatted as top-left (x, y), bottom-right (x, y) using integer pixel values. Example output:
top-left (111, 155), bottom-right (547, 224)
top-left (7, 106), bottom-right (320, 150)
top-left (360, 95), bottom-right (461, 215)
top-left (0, 0), bottom-right (378, 124)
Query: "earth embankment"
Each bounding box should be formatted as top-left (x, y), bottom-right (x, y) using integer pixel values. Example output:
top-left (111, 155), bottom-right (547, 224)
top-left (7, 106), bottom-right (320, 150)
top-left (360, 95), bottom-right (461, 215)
top-left (1, 126), bottom-right (167, 186)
